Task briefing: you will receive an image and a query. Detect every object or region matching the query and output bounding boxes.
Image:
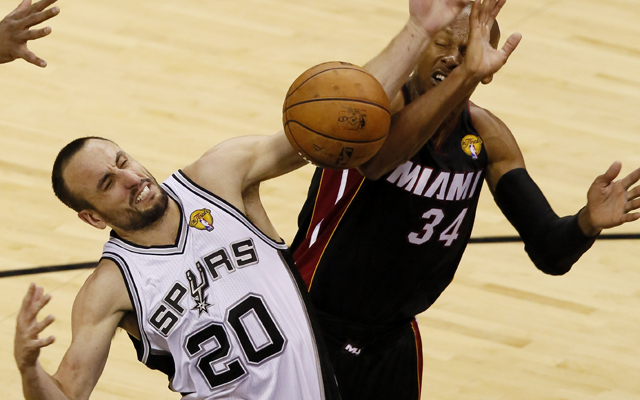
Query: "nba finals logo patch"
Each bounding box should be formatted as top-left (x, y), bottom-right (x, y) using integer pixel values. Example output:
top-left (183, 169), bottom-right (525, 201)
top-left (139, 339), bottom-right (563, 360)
top-left (461, 135), bottom-right (483, 160)
top-left (189, 209), bottom-right (214, 232)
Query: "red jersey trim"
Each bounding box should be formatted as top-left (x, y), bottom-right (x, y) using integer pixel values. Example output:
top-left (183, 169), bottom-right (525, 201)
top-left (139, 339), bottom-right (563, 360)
top-left (293, 169), bottom-right (366, 288)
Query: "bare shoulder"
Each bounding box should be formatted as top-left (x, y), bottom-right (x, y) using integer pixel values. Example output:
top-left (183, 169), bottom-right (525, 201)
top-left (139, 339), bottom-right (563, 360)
top-left (469, 101), bottom-right (526, 190)
top-left (73, 258), bottom-right (132, 324)
top-left (469, 102), bottom-right (522, 157)
top-left (469, 102), bottom-right (510, 140)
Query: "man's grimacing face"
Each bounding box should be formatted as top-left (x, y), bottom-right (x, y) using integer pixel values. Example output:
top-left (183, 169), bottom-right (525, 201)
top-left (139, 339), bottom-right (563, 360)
top-left (63, 139), bottom-right (169, 232)
top-left (413, 6), bottom-right (500, 96)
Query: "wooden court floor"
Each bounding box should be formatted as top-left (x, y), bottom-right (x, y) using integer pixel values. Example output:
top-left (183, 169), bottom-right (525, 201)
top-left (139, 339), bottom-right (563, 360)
top-left (1, 0), bottom-right (639, 398)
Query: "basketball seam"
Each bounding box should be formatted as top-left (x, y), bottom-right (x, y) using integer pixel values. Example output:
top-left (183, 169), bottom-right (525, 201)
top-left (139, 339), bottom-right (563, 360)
top-left (285, 66), bottom-right (376, 101)
top-left (284, 120), bottom-right (387, 144)
top-left (283, 97), bottom-right (390, 114)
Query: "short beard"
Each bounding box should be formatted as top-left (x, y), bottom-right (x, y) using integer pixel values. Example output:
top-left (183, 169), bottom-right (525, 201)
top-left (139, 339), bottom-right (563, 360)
top-left (110, 185), bottom-right (170, 232)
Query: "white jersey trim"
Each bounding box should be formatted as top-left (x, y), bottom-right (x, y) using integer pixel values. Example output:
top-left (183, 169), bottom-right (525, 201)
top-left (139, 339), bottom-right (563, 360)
top-left (172, 170), bottom-right (288, 251)
top-left (102, 252), bottom-right (152, 365)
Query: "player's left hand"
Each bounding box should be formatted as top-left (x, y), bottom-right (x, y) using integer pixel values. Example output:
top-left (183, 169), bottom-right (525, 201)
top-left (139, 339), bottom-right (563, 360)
top-left (579, 161), bottom-right (640, 236)
top-left (0, 0), bottom-right (59, 67)
top-left (409, 0), bottom-right (471, 37)
top-left (462, 0), bottom-right (521, 84)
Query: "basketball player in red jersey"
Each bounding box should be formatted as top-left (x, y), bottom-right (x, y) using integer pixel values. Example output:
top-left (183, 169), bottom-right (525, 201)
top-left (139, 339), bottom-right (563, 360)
top-left (291, 3), bottom-right (640, 400)
top-left (0, 0), bottom-right (59, 67)
top-left (13, 1), bottom-right (526, 399)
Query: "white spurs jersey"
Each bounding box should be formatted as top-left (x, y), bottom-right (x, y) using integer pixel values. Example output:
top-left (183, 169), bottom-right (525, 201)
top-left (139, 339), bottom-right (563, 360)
top-left (102, 171), bottom-right (327, 400)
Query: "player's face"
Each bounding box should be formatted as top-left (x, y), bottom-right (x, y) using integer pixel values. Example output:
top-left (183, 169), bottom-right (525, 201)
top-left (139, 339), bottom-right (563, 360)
top-left (413, 11), bottom-right (471, 96)
top-left (63, 139), bottom-right (169, 232)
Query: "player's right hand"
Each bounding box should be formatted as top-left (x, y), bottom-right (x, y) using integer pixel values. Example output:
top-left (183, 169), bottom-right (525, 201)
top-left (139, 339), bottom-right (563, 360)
top-left (14, 283), bottom-right (56, 373)
top-left (409, 0), bottom-right (470, 37)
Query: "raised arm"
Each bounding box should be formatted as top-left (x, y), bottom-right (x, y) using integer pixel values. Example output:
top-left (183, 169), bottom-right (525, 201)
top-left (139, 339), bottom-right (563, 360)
top-left (364, 0), bottom-right (471, 99)
top-left (0, 0), bottom-right (59, 67)
top-left (359, 0), bottom-right (521, 179)
top-left (15, 260), bottom-right (131, 400)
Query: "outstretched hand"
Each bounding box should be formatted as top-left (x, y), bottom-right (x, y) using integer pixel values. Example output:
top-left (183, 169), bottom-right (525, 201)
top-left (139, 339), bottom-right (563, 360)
top-left (14, 283), bottom-right (56, 373)
top-left (0, 0), bottom-right (59, 67)
top-left (462, 0), bottom-right (521, 84)
top-left (409, 0), bottom-right (471, 37)
top-left (579, 161), bottom-right (640, 236)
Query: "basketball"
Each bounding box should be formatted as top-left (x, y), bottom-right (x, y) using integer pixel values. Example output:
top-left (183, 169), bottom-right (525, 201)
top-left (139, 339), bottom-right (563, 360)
top-left (282, 61), bottom-right (391, 169)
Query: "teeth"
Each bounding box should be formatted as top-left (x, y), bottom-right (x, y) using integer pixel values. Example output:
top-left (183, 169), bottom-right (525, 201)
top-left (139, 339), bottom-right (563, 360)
top-left (136, 186), bottom-right (150, 203)
top-left (435, 74), bottom-right (445, 82)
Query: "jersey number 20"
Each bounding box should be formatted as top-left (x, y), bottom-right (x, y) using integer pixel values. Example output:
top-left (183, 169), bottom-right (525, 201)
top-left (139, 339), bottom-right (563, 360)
top-left (184, 294), bottom-right (286, 389)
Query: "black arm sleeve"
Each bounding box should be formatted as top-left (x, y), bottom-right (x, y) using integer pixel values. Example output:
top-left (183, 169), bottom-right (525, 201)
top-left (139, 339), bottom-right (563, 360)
top-left (493, 168), bottom-right (597, 275)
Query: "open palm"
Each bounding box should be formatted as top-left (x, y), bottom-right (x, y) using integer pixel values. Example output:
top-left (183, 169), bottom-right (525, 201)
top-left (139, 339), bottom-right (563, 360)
top-left (585, 162), bottom-right (640, 233)
top-left (463, 0), bottom-right (521, 83)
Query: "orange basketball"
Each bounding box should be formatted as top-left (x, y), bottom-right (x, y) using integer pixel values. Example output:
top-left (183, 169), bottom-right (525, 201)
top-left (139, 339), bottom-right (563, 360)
top-left (282, 61), bottom-right (390, 169)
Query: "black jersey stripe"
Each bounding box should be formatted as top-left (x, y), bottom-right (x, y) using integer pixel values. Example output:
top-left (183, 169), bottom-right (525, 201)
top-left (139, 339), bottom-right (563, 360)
top-left (102, 253), bottom-right (151, 365)
top-left (172, 170), bottom-right (288, 251)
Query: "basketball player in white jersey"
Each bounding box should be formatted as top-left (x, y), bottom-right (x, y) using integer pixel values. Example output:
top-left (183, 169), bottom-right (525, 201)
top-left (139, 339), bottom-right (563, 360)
top-left (13, 0), bottom-right (520, 398)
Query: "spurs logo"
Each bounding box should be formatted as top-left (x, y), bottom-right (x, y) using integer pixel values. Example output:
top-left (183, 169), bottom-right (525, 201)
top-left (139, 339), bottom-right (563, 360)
top-left (186, 262), bottom-right (212, 316)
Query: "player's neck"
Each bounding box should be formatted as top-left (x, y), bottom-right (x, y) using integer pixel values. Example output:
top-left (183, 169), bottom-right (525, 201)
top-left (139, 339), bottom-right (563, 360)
top-left (432, 100), bottom-right (468, 145)
top-left (113, 198), bottom-right (181, 247)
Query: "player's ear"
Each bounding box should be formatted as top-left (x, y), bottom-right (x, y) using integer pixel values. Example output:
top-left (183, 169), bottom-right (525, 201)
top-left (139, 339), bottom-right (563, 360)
top-left (78, 210), bottom-right (108, 230)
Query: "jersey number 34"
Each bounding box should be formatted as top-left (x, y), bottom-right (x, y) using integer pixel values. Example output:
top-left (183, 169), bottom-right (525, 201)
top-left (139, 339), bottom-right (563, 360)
top-left (408, 208), bottom-right (468, 246)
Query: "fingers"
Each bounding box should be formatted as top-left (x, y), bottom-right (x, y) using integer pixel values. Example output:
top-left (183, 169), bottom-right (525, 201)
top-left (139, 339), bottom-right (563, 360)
top-left (11, 0), bottom-right (32, 14)
top-left (622, 212), bottom-right (640, 223)
top-left (20, 5), bottom-right (59, 28)
top-left (28, 0), bottom-right (58, 14)
top-left (19, 282), bottom-right (37, 315)
top-left (490, 0), bottom-right (507, 20)
top-left (11, 0), bottom-right (57, 24)
top-left (499, 32), bottom-right (522, 59)
top-left (478, 0), bottom-right (503, 27)
top-left (469, 0), bottom-right (481, 24)
top-left (595, 160), bottom-right (622, 186)
top-left (19, 44), bottom-right (49, 68)
top-left (34, 314), bottom-right (55, 335)
top-left (34, 335), bottom-right (56, 348)
top-left (20, 25), bottom-right (52, 41)
top-left (627, 184), bottom-right (640, 201)
top-left (20, 284), bottom-right (52, 321)
top-left (620, 166), bottom-right (640, 190)
top-left (625, 198), bottom-right (640, 214)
